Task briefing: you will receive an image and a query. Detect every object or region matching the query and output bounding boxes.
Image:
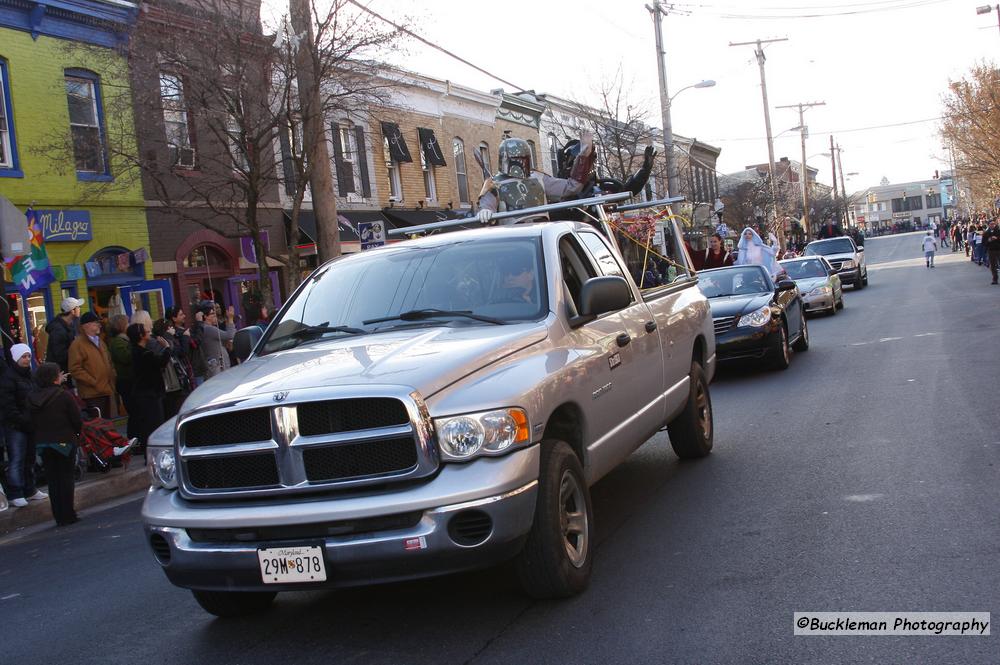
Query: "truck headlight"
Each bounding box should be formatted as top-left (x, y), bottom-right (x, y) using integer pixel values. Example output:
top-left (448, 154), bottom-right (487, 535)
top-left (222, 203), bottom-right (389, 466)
top-left (147, 446), bottom-right (178, 489)
top-left (840, 259), bottom-right (856, 269)
top-left (435, 408), bottom-right (530, 461)
top-left (738, 305), bottom-right (772, 328)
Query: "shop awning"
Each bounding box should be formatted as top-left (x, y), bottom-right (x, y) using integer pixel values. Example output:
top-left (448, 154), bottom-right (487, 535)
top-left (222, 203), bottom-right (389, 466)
top-left (287, 210), bottom-right (398, 247)
top-left (381, 208), bottom-right (477, 231)
top-left (380, 122), bottom-right (413, 163)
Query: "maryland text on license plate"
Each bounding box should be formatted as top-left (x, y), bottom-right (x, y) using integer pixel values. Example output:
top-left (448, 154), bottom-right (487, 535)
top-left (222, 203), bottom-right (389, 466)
top-left (257, 546), bottom-right (327, 584)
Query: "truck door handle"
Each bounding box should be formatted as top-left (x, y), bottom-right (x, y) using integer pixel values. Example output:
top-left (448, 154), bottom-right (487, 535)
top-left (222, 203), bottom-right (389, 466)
top-left (616, 333), bottom-right (632, 347)
top-left (645, 321), bottom-right (657, 333)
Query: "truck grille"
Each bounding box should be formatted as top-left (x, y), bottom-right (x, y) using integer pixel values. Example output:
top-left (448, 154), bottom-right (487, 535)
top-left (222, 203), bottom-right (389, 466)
top-left (302, 436), bottom-right (419, 482)
top-left (177, 392), bottom-right (437, 499)
top-left (297, 398), bottom-right (409, 436)
top-left (713, 316), bottom-right (735, 335)
top-left (186, 454), bottom-right (280, 490)
top-left (183, 408), bottom-right (272, 447)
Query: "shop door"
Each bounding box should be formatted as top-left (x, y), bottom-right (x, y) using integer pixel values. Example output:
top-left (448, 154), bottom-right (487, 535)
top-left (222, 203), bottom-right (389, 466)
top-left (120, 280), bottom-right (175, 319)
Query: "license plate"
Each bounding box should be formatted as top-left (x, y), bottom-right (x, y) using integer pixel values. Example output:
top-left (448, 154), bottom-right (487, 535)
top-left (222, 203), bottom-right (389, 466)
top-left (257, 545), bottom-right (327, 584)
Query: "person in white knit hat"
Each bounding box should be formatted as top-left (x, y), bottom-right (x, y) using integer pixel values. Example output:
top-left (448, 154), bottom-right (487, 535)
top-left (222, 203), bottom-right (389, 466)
top-left (1, 343), bottom-right (47, 507)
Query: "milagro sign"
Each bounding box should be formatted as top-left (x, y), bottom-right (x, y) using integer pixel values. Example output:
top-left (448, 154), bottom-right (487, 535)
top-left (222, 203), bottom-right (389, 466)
top-left (36, 210), bottom-right (93, 242)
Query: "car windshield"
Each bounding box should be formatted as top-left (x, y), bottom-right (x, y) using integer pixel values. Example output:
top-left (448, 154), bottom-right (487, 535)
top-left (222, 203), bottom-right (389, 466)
top-left (805, 238), bottom-right (855, 256)
top-left (260, 238), bottom-right (546, 354)
top-left (696, 267), bottom-right (771, 298)
top-left (781, 259), bottom-right (827, 279)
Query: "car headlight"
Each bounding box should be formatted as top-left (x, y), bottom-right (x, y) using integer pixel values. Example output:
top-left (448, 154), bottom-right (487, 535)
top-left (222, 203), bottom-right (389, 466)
top-left (840, 260), bottom-right (856, 269)
top-left (738, 305), bottom-right (772, 328)
top-left (147, 446), bottom-right (177, 489)
top-left (434, 408), bottom-right (530, 461)
top-left (807, 286), bottom-right (832, 296)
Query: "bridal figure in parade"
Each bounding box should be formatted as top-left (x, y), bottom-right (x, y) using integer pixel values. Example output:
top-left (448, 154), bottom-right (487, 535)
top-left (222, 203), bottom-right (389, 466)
top-left (735, 227), bottom-right (781, 277)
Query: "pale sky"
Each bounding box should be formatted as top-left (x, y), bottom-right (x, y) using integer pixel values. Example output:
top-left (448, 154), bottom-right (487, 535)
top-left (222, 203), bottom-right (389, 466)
top-left (272, 0), bottom-right (996, 193)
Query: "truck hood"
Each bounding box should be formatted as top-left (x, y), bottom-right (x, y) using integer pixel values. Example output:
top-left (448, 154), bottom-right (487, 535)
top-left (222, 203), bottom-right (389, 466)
top-left (811, 252), bottom-right (855, 262)
top-left (180, 323), bottom-right (548, 414)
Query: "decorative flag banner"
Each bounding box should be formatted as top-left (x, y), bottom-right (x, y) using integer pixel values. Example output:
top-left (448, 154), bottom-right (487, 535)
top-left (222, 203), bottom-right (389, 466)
top-left (65, 264), bottom-right (84, 280)
top-left (133, 247), bottom-right (148, 264)
top-left (6, 208), bottom-right (56, 299)
top-left (85, 261), bottom-right (101, 277)
top-left (116, 252), bottom-right (131, 271)
top-left (51, 265), bottom-right (66, 281)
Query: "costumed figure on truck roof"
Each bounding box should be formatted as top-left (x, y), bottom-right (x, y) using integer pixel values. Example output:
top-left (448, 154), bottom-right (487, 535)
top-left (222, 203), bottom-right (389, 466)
top-left (474, 131), bottom-right (656, 226)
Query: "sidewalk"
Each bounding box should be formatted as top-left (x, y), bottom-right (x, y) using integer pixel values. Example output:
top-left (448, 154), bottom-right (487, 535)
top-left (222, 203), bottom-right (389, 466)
top-left (0, 463), bottom-right (149, 535)
top-left (0, 417), bottom-right (150, 535)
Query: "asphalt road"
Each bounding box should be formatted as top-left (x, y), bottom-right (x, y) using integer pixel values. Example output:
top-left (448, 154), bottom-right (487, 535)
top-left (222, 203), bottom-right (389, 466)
top-left (2, 231), bottom-right (997, 665)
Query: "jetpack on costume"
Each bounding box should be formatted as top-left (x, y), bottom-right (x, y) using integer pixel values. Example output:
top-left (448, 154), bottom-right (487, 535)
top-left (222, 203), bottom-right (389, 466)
top-left (476, 133), bottom-right (597, 225)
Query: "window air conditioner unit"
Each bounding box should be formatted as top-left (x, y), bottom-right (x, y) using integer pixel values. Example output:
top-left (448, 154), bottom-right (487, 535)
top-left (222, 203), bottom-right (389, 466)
top-left (177, 147), bottom-right (196, 168)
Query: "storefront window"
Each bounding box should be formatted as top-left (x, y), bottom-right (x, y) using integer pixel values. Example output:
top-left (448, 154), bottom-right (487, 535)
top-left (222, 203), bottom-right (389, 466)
top-left (184, 244), bottom-right (229, 270)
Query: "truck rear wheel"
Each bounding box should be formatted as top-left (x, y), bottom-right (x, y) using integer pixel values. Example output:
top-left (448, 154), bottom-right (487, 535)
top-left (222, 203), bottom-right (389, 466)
top-left (192, 590), bottom-right (277, 618)
top-left (667, 361), bottom-right (714, 459)
top-left (515, 440), bottom-right (593, 599)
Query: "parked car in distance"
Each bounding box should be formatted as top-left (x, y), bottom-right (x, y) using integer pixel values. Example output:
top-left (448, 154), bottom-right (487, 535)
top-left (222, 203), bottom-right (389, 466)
top-left (697, 265), bottom-right (808, 370)
top-left (779, 256), bottom-right (844, 315)
top-left (803, 236), bottom-right (867, 289)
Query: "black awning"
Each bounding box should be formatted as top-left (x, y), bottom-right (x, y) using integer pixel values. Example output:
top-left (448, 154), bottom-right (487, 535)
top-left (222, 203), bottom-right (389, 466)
top-left (381, 208), bottom-right (477, 231)
top-left (417, 128), bottom-right (447, 167)
top-left (286, 210), bottom-right (396, 245)
top-left (380, 122), bottom-right (413, 163)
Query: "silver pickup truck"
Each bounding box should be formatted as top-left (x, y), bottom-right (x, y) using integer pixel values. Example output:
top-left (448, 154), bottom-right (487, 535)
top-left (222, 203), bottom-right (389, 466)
top-left (142, 219), bottom-right (716, 617)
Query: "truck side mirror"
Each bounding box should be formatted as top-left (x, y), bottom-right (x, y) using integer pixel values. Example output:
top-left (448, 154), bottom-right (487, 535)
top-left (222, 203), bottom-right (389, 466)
top-left (579, 276), bottom-right (632, 317)
top-left (234, 325), bottom-right (263, 362)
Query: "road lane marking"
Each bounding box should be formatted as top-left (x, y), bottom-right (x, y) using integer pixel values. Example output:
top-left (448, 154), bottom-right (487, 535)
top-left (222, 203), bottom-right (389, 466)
top-left (2, 593), bottom-right (20, 600)
top-left (843, 494), bottom-right (886, 502)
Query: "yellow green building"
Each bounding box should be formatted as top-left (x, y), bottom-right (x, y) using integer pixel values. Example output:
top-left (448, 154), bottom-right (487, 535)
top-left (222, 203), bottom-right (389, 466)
top-left (0, 0), bottom-right (162, 353)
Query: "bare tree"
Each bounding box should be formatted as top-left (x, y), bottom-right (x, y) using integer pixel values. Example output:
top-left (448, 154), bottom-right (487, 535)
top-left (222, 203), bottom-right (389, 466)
top-left (941, 62), bottom-right (1000, 208)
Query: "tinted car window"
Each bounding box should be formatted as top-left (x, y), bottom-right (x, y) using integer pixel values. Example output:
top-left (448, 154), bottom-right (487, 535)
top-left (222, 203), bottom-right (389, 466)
top-left (697, 267), bottom-right (771, 298)
top-left (781, 259), bottom-right (828, 279)
top-left (805, 238), bottom-right (855, 256)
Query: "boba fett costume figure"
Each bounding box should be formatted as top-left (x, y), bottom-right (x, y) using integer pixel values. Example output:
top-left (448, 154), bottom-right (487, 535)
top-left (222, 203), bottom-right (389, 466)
top-left (476, 132), bottom-right (596, 225)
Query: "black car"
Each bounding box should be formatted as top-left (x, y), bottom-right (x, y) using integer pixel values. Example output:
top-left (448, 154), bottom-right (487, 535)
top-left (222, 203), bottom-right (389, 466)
top-left (696, 265), bottom-right (809, 370)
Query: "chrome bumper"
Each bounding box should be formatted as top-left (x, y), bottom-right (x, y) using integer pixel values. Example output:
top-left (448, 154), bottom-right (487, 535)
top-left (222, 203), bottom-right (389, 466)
top-left (143, 446), bottom-right (540, 591)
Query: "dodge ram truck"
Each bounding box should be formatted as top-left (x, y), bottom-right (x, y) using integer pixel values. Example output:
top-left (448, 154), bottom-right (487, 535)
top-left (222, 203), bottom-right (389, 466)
top-left (142, 218), bottom-right (716, 617)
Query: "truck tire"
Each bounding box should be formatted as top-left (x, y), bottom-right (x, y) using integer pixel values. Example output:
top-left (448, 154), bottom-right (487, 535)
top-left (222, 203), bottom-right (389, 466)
top-left (192, 590), bottom-right (277, 618)
top-left (667, 361), bottom-right (714, 459)
top-left (854, 268), bottom-right (865, 289)
top-left (862, 269), bottom-right (869, 286)
top-left (515, 440), bottom-right (593, 599)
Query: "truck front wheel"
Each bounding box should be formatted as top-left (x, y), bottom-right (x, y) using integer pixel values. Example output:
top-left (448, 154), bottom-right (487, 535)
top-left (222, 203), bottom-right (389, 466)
top-left (515, 440), bottom-right (593, 599)
top-left (667, 361), bottom-right (714, 459)
top-left (192, 590), bottom-right (277, 618)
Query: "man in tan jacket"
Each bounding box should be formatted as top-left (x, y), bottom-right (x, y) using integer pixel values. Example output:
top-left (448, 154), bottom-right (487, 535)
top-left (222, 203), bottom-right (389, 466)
top-left (68, 311), bottom-right (116, 418)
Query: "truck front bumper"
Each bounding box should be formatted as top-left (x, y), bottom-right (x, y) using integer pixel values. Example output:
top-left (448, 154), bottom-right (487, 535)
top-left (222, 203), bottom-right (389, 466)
top-left (143, 446), bottom-right (539, 592)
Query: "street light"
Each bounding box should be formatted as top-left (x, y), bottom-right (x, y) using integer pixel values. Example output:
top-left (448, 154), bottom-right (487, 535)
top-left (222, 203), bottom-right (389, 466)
top-left (669, 79), bottom-right (716, 103)
top-left (976, 4), bottom-right (1000, 35)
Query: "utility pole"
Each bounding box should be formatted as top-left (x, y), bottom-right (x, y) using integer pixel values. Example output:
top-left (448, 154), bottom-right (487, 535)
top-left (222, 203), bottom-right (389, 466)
top-left (776, 101), bottom-right (824, 240)
top-left (290, 0), bottom-right (341, 262)
top-left (731, 37), bottom-right (788, 249)
top-left (648, 1), bottom-right (679, 199)
top-left (829, 134), bottom-right (839, 225)
top-left (835, 141), bottom-right (848, 227)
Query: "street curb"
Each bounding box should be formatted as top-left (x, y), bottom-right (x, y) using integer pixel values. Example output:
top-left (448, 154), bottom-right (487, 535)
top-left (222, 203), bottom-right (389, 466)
top-left (0, 466), bottom-right (149, 535)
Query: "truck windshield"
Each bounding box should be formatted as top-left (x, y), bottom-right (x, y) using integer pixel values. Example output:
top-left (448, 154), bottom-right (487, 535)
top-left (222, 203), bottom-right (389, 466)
top-left (260, 238), bottom-right (547, 354)
top-left (805, 238), bottom-right (854, 256)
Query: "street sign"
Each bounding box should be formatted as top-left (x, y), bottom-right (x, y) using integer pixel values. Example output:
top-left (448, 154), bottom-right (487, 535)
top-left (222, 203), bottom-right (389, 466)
top-left (359, 221), bottom-right (386, 250)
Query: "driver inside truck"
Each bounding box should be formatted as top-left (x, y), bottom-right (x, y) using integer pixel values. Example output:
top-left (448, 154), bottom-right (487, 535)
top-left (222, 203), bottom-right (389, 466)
top-left (494, 253), bottom-right (538, 305)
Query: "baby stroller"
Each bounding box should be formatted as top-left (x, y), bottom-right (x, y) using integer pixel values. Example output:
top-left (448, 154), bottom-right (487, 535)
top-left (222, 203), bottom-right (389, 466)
top-left (79, 406), bottom-right (137, 473)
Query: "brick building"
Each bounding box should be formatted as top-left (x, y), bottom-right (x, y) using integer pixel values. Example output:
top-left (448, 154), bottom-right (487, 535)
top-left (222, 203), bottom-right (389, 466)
top-left (284, 70), bottom-right (544, 268)
top-left (0, 0), bottom-right (155, 350)
top-left (133, 0), bottom-right (287, 320)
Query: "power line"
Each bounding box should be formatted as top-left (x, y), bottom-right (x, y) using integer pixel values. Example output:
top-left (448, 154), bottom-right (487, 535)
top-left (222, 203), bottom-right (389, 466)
top-left (671, 0), bottom-right (949, 19)
top-left (708, 114), bottom-right (944, 142)
top-left (346, 0), bottom-right (528, 92)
